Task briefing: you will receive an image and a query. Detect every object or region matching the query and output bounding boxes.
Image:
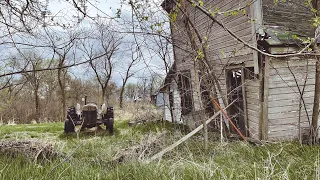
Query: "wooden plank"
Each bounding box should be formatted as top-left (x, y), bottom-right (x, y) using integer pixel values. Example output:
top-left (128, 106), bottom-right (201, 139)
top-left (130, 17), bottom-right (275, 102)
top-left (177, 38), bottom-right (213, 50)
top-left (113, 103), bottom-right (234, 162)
top-left (269, 73), bottom-right (315, 83)
top-left (247, 100), bottom-right (260, 107)
top-left (208, 54), bottom-right (255, 67)
top-left (203, 16), bottom-right (251, 38)
top-left (246, 92), bottom-right (260, 100)
top-left (262, 56), bottom-right (270, 140)
top-left (268, 109), bottom-right (312, 120)
top-left (268, 103), bottom-right (314, 114)
top-left (268, 129), bottom-right (298, 139)
top-left (241, 67), bottom-right (249, 136)
top-left (148, 110), bottom-right (221, 163)
top-left (208, 43), bottom-right (252, 57)
top-left (269, 58), bottom-right (316, 68)
top-left (246, 86), bottom-right (260, 93)
top-left (209, 21), bottom-right (252, 39)
top-left (268, 85), bottom-right (315, 95)
top-left (203, 1), bottom-right (250, 27)
top-left (268, 124), bottom-right (301, 133)
top-left (269, 66), bottom-right (316, 76)
top-left (249, 119), bottom-right (259, 128)
top-left (263, 0), bottom-right (314, 37)
top-left (246, 96), bottom-right (260, 104)
top-left (148, 100), bottom-right (237, 162)
top-left (208, 28), bottom-right (252, 46)
top-left (268, 91), bottom-right (314, 101)
top-left (247, 109), bottom-right (260, 119)
top-left (268, 117), bottom-right (310, 126)
top-left (268, 96), bottom-right (314, 108)
top-left (269, 81), bottom-right (315, 89)
top-left (250, 0), bottom-right (260, 74)
top-left (248, 113), bottom-right (260, 121)
top-left (247, 103), bottom-right (260, 112)
top-left (208, 35), bottom-right (253, 51)
top-left (245, 80), bottom-right (260, 87)
top-left (249, 121), bottom-right (259, 128)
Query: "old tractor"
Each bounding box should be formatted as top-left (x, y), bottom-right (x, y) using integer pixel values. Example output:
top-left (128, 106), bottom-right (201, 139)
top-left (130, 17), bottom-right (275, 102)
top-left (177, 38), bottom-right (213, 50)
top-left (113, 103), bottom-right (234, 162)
top-left (64, 100), bottom-right (114, 134)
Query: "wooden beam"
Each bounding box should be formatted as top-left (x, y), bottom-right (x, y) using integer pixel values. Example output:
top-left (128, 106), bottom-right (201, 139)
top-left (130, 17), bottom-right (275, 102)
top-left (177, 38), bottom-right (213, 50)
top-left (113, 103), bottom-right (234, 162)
top-left (262, 56), bottom-right (270, 140)
top-left (147, 100), bottom-right (237, 163)
top-left (148, 110), bottom-right (221, 163)
top-left (241, 67), bottom-right (249, 137)
top-left (250, 0), bottom-right (262, 74)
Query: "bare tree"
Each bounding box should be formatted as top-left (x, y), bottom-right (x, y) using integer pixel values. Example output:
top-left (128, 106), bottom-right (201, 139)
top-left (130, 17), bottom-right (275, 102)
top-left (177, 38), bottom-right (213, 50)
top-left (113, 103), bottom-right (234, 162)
top-left (84, 22), bottom-right (122, 105)
top-left (22, 56), bottom-right (44, 122)
top-left (43, 28), bottom-right (81, 121)
top-left (119, 45), bottom-right (140, 108)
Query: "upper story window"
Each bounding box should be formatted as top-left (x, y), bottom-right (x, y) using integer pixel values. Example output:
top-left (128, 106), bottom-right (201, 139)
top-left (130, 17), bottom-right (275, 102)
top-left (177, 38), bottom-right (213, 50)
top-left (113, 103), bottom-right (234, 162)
top-left (178, 70), bottom-right (193, 115)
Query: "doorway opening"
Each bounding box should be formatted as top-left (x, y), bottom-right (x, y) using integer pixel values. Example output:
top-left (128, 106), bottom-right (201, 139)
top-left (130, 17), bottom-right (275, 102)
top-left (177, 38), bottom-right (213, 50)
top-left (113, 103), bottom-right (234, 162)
top-left (226, 68), bottom-right (250, 135)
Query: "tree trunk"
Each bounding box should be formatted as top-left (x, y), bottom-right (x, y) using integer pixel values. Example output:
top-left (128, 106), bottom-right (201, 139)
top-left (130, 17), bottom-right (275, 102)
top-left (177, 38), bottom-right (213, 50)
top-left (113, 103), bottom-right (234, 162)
top-left (119, 80), bottom-right (127, 109)
top-left (34, 87), bottom-right (40, 122)
top-left (58, 69), bottom-right (66, 122)
top-left (119, 91), bottom-right (124, 109)
top-left (102, 87), bottom-right (107, 105)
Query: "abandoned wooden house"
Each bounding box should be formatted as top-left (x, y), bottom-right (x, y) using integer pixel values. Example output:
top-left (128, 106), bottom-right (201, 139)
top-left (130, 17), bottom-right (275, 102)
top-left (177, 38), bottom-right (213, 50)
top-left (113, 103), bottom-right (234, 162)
top-left (159, 0), bottom-right (319, 141)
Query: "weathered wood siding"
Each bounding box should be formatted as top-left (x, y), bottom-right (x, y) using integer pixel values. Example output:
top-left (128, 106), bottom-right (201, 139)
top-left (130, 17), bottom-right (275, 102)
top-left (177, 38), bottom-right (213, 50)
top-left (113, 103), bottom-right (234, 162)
top-left (266, 57), bottom-right (316, 140)
top-left (171, 79), bottom-right (183, 123)
top-left (245, 79), bottom-right (261, 139)
top-left (163, 93), bottom-right (172, 122)
top-left (157, 80), bottom-right (183, 123)
top-left (156, 92), bottom-right (172, 122)
top-left (262, 0), bottom-right (314, 37)
top-left (170, 0), bottom-right (258, 132)
top-left (189, 0), bottom-right (256, 113)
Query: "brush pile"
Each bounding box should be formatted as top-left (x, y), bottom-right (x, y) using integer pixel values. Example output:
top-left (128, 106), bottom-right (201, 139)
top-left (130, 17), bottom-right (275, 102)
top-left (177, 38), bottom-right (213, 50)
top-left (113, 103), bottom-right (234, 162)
top-left (111, 131), bottom-right (167, 164)
top-left (0, 140), bottom-right (62, 161)
top-left (129, 107), bottom-right (162, 126)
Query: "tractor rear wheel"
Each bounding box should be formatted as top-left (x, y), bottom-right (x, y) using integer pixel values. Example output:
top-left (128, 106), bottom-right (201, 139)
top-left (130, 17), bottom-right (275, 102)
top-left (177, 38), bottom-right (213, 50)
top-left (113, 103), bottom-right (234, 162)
top-left (107, 118), bottom-right (114, 135)
top-left (64, 120), bottom-right (75, 133)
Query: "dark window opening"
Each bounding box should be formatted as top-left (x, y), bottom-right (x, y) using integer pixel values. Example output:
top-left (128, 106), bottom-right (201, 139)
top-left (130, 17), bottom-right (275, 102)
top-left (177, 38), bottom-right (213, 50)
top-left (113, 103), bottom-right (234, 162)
top-left (178, 71), bottom-right (193, 115)
top-left (199, 74), bottom-right (215, 115)
top-left (226, 68), bottom-right (246, 135)
top-left (169, 91), bottom-right (174, 122)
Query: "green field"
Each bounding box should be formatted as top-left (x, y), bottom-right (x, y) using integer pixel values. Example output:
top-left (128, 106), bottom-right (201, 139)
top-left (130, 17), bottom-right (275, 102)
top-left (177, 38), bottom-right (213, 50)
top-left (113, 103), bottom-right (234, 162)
top-left (0, 121), bottom-right (320, 179)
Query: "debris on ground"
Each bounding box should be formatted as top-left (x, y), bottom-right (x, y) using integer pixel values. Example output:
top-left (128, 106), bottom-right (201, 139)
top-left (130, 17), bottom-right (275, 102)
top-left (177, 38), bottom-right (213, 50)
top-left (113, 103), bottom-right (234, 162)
top-left (0, 140), bottom-right (63, 161)
top-left (110, 131), bottom-right (167, 165)
top-left (128, 109), bottom-right (162, 126)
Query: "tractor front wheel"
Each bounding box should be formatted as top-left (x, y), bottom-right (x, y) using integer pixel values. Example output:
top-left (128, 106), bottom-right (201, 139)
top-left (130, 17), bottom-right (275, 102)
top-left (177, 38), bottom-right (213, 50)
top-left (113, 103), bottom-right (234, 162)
top-left (64, 120), bottom-right (75, 133)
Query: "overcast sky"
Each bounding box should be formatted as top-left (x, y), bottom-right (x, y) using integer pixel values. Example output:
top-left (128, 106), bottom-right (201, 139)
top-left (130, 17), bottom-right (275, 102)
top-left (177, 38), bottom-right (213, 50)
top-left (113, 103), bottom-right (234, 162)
top-left (46, 0), bottom-right (171, 86)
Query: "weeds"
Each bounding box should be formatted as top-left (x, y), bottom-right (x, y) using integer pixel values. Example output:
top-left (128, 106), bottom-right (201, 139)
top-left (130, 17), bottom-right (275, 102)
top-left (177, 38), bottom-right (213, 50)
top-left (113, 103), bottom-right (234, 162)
top-left (1, 116), bottom-right (320, 179)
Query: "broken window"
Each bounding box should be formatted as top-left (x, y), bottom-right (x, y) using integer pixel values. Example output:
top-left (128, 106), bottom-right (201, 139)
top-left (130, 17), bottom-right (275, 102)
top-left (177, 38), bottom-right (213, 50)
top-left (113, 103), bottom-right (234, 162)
top-left (178, 71), bottom-right (193, 115)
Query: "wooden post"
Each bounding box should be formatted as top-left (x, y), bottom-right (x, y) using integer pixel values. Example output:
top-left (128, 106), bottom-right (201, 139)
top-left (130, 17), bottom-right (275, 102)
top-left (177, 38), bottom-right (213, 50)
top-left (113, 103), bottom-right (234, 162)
top-left (311, 0), bottom-right (319, 143)
top-left (220, 111), bottom-right (224, 143)
top-left (241, 67), bottom-right (249, 137)
top-left (250, 0), bottom-right (262, 75)
top-left (262, 56), bottom-right (270, 140)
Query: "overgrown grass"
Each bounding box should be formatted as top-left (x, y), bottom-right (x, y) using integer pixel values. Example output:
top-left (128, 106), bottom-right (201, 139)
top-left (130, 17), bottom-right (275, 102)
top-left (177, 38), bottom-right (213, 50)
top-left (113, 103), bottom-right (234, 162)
top-left (1, 120), bottom-right (320, 179)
